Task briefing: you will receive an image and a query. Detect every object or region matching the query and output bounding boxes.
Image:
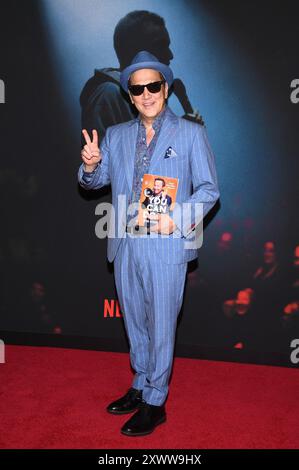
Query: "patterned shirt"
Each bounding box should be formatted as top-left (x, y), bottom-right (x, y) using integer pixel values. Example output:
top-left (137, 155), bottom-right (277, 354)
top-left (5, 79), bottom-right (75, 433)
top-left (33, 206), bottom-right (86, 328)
top-left (128, 106), bottom-right (167, 225)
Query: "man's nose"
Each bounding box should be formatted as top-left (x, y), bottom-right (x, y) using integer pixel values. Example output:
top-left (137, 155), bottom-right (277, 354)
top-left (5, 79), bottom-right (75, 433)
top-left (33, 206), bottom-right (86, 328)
top-left (142, 87), bottom-right (151, 98)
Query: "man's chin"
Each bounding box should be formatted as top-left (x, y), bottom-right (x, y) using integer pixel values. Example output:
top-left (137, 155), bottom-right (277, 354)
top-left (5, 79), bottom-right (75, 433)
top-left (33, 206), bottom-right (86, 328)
top-left (142, 107), bottom-right (157, 116)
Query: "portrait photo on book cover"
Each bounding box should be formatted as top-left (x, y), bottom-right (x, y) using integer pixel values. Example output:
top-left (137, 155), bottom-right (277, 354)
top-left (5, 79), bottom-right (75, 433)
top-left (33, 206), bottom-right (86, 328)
top-left (137, 173), bottom-right (179, 227)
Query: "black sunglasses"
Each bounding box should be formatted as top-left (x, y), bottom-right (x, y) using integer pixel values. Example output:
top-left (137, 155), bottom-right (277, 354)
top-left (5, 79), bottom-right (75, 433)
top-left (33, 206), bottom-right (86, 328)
top-left (128, 80), bottom-right (165, 96)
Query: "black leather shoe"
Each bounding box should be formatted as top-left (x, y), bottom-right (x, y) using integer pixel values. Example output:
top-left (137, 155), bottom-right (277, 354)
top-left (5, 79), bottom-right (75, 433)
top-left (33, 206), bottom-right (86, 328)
top-left (121, 401), bottom-right (166, 436)
top-left (107, 388), bottom-right (143, 415)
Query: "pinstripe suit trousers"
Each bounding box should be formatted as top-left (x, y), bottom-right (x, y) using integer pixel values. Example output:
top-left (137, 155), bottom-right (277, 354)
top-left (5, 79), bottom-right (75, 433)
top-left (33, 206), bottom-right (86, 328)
top-left (113, 234), bottom-right (187, 406)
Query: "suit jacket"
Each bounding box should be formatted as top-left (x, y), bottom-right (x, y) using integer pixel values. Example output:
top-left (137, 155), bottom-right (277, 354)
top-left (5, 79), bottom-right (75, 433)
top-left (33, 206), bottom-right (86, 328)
top-left (78, 106), bottom-right (220, 264)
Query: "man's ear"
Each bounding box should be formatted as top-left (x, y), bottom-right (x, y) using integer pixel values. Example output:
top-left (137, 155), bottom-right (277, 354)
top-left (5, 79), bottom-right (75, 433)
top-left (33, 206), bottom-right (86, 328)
top-left (128, 91), bottom-right (134, 104)
top-left (165, 82), bottom-right (169, 99)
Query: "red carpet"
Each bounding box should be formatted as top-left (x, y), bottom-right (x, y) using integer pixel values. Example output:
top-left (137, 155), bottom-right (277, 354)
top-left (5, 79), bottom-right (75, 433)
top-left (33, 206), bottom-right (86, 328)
top-left (0, 345), bottom-right (298, 449)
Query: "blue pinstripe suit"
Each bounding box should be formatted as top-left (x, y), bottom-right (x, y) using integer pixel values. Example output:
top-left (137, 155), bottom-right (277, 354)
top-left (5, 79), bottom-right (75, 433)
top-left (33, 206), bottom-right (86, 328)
top-left (78, 106), bottom-right (219, 405)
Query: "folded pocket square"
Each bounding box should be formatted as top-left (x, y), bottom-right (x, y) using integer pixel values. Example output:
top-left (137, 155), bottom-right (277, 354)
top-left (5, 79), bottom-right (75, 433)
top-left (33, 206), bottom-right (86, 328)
top-left (164, 146), bottom-right (178, 158)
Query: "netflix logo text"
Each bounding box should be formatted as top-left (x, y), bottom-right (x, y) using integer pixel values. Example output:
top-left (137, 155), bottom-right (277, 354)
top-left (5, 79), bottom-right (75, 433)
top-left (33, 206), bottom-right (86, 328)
top-left (103, 299), bottom-right (123, 318)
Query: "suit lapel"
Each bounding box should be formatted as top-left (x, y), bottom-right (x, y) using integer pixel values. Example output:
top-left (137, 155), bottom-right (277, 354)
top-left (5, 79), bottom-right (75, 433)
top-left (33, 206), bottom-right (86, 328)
top-left (121, 119), bottom-right (138, 191)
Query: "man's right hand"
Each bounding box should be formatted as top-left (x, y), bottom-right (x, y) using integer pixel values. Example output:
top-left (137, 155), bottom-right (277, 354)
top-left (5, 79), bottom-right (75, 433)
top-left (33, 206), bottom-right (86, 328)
top-left (81, 129), bottom-right (102, 172)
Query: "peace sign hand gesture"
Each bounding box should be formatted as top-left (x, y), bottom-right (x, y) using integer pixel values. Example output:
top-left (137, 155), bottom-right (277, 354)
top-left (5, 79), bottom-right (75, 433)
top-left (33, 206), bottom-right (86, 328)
top-left (81, 129), bottom-right (102, 172)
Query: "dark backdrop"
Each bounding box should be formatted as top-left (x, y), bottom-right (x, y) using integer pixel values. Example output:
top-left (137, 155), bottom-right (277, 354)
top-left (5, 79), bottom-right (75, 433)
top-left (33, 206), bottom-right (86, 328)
top-left (0, 0), bottom-right (298, 366)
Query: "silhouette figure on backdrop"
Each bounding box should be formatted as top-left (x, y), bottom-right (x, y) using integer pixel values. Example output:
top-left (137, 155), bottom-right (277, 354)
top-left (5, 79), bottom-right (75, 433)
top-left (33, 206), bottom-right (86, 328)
top-left (282, 245), bottom-right (299, 342)
top-left (222, 241), bottom-right (287, 351)
top-left (80, 10), bottom-right (204, 143)
top-left (223, 288), bottom-right (256, 349)
top-left (243, 241), bottom-right (282, 350)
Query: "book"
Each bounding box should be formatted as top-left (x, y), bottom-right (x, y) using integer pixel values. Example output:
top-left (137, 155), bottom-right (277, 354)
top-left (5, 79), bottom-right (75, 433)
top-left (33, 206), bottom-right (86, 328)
top-left (137, 173), bottom-right (179, 227)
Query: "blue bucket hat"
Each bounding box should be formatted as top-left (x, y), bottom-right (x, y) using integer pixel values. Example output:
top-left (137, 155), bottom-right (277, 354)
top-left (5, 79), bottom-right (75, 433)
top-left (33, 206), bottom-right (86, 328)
top-left (120, 50), bottom-right (173, 93)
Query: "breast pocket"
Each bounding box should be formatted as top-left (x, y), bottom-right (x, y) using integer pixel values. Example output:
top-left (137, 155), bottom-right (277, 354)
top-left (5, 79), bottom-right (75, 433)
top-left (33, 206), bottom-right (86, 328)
top-left (158, 154), bottom-right (189, 179)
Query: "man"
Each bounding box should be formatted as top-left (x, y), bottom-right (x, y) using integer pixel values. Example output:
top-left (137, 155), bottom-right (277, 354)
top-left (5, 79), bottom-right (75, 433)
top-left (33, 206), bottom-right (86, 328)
top-left (80, 10), bottom-right (173, 141)
top-left (78, 51), bottom-right (220, 436)
top-left (142, 178), bottom-right (172, 208)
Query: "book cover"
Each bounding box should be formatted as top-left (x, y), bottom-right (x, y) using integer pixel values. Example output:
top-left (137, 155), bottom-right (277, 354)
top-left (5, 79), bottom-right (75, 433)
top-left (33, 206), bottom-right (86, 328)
top-left (137, 173), bottom-right (179, 227)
